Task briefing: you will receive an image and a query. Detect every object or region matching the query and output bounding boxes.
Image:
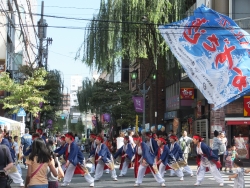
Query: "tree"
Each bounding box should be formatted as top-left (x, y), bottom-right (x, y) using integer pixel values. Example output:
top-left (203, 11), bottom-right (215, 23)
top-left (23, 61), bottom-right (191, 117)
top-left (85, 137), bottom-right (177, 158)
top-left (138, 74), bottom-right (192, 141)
top-left (77, 0), bottom-right (188, 73)
top-left (0, 68), bottom-right (49, 114)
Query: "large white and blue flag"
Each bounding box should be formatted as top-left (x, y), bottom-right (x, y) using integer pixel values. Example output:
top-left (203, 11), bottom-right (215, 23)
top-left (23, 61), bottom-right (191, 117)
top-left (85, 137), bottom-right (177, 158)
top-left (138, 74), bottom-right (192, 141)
top-left (159, 5), bottom-right (250, 110)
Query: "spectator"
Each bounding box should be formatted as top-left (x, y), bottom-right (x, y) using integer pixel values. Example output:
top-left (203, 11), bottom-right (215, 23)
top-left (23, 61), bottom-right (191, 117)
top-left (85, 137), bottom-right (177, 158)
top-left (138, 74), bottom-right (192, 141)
top-left (219, 132), bottom-right (227, 170)
top-left (25, 138), bottom-right (57, 188)
top-left (21, 128), bottom-right (32, 169)
top-left (127, 130), bottom-right (135, 148)
top-left (0, 132), bottom-right (14, 187)
top-left (179, 131), bottom-right (192, 163)
top-left (212, 130), bottom-right (222, 158)
top-left (75, 134), bottom-right (79, 144)
top-left (116, 132), bottom-right (125, 151)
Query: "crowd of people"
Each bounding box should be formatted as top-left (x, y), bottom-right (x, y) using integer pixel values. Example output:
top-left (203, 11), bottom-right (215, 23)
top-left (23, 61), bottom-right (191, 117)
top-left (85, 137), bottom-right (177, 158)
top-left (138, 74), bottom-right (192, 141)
top-left (0, 126), bottom-right (249, 188)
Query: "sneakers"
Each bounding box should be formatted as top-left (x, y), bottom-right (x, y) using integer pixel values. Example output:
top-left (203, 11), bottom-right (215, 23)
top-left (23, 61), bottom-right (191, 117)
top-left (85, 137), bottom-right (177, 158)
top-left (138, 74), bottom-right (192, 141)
top-left (61, 182), bottom-right (69, 187)
top-left (119, 174), bottom-right (124, 177)
top-left (161, 183), bottom-right (166, 187)
top-left (89, 171), bottom-right (95, 174)
top-left (219, 183), bottom-right (224, 187)
top-left (180, 177), bottom-right (184, 181)
top-left (191, 174), bottom-right (194, 177)
top-left (89, 182), bottom-right (94, 187)
top-left (94, 178), bottom-right (100, 181)
top-left (134, 184), bottom-right (140, 187)
top-left (194, 182), bottom-right (201, 186)
top-left (113, 178), bottom-right (118, 181)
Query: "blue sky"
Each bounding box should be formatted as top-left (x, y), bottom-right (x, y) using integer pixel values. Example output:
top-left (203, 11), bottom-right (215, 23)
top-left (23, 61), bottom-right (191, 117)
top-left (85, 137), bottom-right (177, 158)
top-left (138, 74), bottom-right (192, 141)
top-left (36, 0), bottom-right (101, 91)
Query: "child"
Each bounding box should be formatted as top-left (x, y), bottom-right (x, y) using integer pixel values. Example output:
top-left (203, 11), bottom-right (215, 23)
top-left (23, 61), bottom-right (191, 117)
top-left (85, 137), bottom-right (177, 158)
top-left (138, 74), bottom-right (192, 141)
top-left (231, 145), bottom-right (238, 161)
top-left (228, 158), bottom-right (245, 188)
top-left (224, 145), bottom-right (233, 173)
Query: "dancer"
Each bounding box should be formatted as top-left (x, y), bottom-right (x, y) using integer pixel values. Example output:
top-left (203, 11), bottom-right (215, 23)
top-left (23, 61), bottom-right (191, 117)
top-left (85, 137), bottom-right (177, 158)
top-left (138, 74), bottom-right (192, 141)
top-left (156, 137), bottom-right (180, 178)
top-left (133, 134), bottom-right (165, 187)
top-left (88, 134), bottom-right (97, 174)
top-left (192, 134), bottom-right (224, 186)
top-left (61, 132), bottom-right (94, 187)
top-left (145, 132), bottom-right (158, 157)
top-left (89, 135), bottom-right (117, 181)
top-left (168, 135), bottom-right (193, 180)
top-left (113, 136), bottom-right (134, 177)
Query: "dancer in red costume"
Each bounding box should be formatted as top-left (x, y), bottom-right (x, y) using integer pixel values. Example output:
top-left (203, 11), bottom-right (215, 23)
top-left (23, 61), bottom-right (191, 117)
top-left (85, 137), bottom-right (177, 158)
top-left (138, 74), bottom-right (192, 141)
top-left (89, 135), bottom-right (118, 181)
top-left (61, 132), bottom-right (94, 187)
top-left (133, 134), bottom-right (165, 187)
top-left (113, 136), bottom-right (134, 177)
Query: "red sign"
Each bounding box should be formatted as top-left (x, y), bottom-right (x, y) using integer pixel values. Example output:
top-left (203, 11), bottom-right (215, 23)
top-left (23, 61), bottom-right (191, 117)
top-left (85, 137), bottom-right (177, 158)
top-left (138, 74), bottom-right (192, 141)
top-left (180, 88), bottom-right (194, 100)
top-left (244, 96), bottom-right (250, 116)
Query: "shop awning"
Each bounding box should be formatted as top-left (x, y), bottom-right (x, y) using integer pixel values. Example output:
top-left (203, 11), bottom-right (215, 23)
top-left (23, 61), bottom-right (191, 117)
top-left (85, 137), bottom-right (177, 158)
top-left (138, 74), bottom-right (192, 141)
top-left (225, 117), bottom-right (250, 125)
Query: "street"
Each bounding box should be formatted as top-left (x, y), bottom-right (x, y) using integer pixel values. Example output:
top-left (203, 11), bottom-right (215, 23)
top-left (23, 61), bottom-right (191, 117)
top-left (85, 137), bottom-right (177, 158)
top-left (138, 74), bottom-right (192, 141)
top-left (12, 162), bottom-right (250, 187)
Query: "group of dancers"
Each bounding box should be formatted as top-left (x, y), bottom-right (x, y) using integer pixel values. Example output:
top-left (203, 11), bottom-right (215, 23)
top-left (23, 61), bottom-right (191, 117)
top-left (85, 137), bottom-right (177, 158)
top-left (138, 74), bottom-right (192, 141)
top-left (53, 131), bottom-right (227, 187)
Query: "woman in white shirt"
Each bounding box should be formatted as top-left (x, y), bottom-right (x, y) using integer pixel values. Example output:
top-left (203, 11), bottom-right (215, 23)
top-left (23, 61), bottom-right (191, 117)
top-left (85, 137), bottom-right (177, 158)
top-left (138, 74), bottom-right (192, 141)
top-left (116, 132), bottom-right (125, 151)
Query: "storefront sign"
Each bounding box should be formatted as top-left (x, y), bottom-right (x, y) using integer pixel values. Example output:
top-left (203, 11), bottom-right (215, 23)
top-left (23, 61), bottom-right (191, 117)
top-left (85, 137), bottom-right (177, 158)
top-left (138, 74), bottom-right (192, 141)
top-left (180, 88), bottom-right (194, 100)
top-left (166, 95), bottom-right (179, 111)
top-left (164, 111), bottom-right (177, 120)
top-left (244, 96), bottom-right (250, 116)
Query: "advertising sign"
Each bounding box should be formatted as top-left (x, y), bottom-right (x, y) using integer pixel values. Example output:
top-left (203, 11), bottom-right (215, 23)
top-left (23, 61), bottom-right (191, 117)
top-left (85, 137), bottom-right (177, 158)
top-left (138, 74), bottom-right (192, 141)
top-left (180, 88), bottom-right (194, 100)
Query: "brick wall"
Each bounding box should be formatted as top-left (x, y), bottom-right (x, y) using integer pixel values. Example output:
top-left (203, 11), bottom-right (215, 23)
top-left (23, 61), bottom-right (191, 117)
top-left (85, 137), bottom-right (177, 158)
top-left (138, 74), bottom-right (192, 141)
top-left (224, 101), bottom-right (243, 114)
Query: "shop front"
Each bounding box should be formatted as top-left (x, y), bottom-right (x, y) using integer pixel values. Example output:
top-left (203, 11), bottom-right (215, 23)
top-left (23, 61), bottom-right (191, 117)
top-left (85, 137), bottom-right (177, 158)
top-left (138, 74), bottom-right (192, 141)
top-left (225, 117), bottom-right (250, 159)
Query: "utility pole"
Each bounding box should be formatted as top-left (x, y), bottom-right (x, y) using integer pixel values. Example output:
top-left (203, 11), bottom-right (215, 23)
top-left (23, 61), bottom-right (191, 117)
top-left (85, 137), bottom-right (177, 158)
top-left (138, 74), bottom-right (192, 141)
top-left (140, 83), bottom-right (150, 130)
top-left (37, 1), bottom-right (47, 68)
top-left (44, 38), bottom-right (53, 70)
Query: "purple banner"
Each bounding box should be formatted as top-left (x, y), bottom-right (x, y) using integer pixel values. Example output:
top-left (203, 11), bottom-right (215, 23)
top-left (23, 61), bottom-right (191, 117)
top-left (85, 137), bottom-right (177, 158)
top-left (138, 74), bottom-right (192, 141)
top-left (47, 119), bottom-right (53, 125)
top-left (103, 113), bottom-right (111, 123)
top-left (132, 96), bottom-right (143, 113)
top-left (92, 120), bottom-right (97, 126)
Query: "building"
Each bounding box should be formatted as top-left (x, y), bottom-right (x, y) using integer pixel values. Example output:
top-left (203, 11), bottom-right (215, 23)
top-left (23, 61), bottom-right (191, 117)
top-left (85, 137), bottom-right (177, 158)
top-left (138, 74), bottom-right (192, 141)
top-left (61, 93), bottom-right (70, 112)
top-left (70, 75), bottom-right (83, 107)
top-left (0, 0), bottom-right (37, 116)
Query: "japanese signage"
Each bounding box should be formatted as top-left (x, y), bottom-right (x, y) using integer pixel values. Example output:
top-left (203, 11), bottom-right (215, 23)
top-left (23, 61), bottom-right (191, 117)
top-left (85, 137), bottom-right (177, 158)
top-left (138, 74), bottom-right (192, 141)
top-left (159, 5), bottom-right (250, 110)
top-left (166, 95), bottom-right (179, 111)
top-left (180, 88), bottom-right (194, 99)
top-left (244, 96), bottom-right (250, 116)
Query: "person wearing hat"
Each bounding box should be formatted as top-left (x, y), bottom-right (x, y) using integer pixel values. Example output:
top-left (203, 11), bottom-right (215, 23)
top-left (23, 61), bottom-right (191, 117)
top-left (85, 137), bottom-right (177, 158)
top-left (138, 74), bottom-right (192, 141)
top-left (132, 134), bottom-right (165, 187)
top-left (36, 128), bottom-right (46, 143)
top-left (113, 136), bottom-right (134, 177)
top-left (61, 132), bottom-right (94, 187)
top-left (89, 135), bottom-right (118, 181)
top-left (168, 135), bottom-right (193, 180)
top-left (21, 128), bottom-right (32, 169)
top-left (145, 132), bottom-right (158, 158)
top-left (192, 134), bottom-right (224, 186)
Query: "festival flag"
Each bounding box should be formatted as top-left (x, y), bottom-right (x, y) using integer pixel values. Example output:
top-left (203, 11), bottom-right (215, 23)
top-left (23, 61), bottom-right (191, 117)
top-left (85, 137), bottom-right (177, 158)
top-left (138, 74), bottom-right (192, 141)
top-left (159, 5), bottom-right (250, 110)
top-left (132, 96), bottom-right (143, 113)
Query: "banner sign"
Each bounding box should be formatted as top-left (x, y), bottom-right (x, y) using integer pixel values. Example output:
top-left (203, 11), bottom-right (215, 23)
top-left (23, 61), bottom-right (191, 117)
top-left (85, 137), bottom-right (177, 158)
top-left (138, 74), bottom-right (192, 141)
top-left (159, 5), bottom-right (250, 110)
top-left (132, 96), bottom-right (143, 113)
top-left (180, 88), bottom-right (194, 99)
top-left (103, 113), bottom-right (111, 123)
top-left (244, 96), bottom-right (250, 116)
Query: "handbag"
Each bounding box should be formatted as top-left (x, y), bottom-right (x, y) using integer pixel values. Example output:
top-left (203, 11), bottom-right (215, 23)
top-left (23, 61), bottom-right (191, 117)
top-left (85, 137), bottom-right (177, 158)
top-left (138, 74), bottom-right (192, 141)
top-left (2, 146), bottom-right (13, 188)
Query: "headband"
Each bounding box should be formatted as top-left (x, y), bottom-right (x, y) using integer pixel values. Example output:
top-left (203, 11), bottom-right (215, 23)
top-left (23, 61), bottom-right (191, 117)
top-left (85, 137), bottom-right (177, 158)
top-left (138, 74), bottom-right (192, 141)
top-left (90, 134), bottom-right (96, 139)
top-left (65, 133), bottom-right (75, 141)
top-left (96, 136), bottom-right (103, 142)
top-left (36, 129), bottom-right (43, 135)
top-left (152, 133), bottom-right (157, 138)
top-left (124, 137), bottom-right (129, 142)
top-left (170, 135), bottom-right (178, 141)
top-left (145, 133), bottom-right (152, 138)
top-left (157, 138), bottom-right (166, 144)
top-left (133, 137), bottom-right (142, 142)
top-left (60, 136), bottom-right (65, 141)
top-left (193, 135), bottom-right (203, 142)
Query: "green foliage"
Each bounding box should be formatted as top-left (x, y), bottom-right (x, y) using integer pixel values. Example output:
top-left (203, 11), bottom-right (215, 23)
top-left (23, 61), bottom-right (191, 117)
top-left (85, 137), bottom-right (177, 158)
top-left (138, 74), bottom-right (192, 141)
top-left (51, 118), bottom-right (65, 133)
top-left (0, 68), bottom-right (49, 114)
top-left (76, 120), bottom-right (85, 135)
top-left (77, 78), bottom-right (137, 128)
top-left (77, 0), bottom-right (187, 73)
